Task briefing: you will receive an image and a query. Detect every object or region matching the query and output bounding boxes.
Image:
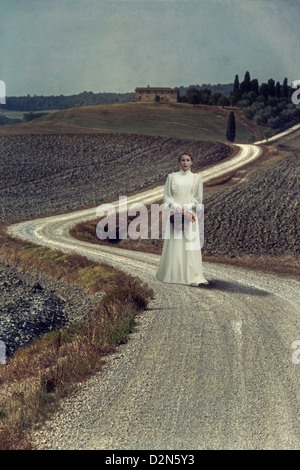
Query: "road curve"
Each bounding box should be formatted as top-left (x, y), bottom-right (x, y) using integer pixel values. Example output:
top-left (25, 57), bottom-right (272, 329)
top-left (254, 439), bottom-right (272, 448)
top-left (7, 135), bottom-right (300, 450)
top-left (8, 142), bottom-right (262, 244)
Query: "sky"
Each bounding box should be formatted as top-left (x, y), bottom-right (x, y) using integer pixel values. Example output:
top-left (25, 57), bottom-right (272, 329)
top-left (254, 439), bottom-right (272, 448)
top-left (0, 0), bottom-right (299, 96)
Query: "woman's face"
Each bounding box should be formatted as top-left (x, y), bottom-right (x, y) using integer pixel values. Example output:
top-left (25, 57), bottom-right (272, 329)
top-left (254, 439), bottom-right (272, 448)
top-left (179, 154), bottom-right (192, 172)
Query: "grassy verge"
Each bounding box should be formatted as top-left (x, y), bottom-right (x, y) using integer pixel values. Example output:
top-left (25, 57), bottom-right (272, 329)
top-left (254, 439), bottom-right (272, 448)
top-left (0, 226), bottom-right (153, 450)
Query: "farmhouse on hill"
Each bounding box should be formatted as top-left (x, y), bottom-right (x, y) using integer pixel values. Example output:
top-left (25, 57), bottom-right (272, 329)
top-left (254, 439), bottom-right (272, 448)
top-left (134, 86), bottom-right (179, 103)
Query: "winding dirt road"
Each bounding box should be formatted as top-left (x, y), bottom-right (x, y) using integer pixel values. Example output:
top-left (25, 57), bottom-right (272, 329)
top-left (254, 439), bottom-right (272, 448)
top-left (7, 131), bottom-right (300, 450)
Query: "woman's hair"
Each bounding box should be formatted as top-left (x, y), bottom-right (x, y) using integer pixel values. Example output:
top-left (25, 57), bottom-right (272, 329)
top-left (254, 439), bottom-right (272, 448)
top-left (178, 152), bottom-right (193, 162)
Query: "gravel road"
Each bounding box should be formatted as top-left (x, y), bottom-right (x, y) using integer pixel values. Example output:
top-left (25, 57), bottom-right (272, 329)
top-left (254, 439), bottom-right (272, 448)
top-left (28, 259), bottom-right (300, 450)
top-left (0, 132), bottom-right (228, 358)
top-left (7, 138), bottom-right (300, 450)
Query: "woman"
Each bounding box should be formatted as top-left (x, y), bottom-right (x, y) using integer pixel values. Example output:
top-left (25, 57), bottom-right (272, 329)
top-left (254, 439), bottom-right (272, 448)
top-left (156, 152), bottom-right (209, 286)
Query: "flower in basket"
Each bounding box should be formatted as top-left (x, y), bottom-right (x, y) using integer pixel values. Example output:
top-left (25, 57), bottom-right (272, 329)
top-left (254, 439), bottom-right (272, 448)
top-left (170, 212), bottom-right (195, 230)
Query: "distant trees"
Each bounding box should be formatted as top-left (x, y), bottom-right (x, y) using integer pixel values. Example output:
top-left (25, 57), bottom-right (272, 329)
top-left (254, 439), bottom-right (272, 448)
top-left (185, 87), bottom-right (202, 105)
top-left (170, 71), bottom-right (300, 136)
top-left (240, 71), bottom-right (251, 94)
top-left (229, 71), bottom-right (292, 106)
top-left (282, 77), bottom-right (289, 99)
top-left (230, 75), bottom-right (240, 105)
top-left (229, 71), bottom-right (300, 133)
top-left (2, 91), bottom-right (135, 112)
top-left (217, 95), bottom-right (230, 107)
top-left (183, 86), bottom-right (230, 107)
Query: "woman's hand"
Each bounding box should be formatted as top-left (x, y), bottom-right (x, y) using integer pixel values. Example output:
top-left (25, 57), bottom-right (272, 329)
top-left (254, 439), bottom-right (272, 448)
top-left (183, 210), bottom-right (193, 221)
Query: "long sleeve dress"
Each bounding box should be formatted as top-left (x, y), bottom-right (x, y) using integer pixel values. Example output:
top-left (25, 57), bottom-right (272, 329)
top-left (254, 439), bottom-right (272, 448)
top-left (156, 168), bottom-right (208, 285)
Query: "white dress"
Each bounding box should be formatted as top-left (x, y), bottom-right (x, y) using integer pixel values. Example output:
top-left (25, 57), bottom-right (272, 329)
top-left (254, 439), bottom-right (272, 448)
top-left (156, 169), bottom-right (208, 285)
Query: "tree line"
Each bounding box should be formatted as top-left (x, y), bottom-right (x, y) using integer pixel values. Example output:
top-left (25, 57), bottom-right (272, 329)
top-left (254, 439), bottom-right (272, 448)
top-left (1, 91), bottom-right (135, 112)
top-left (182, 72), bottom-right (292, 108)
top-left (180, 86), bottom-right (231, 107)
top-left (184, 72), bottom-right (300, 137)
top-left (232, 72), bottom-right (300, 133)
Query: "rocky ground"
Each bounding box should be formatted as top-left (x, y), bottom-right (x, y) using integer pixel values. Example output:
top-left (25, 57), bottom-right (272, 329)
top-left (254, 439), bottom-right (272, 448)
top-left (0, 259), bottom-right (103, 358)
top-left (204, 148), bottom-right (300, 258)
top-left (0, 132), bottom-right (228, 358)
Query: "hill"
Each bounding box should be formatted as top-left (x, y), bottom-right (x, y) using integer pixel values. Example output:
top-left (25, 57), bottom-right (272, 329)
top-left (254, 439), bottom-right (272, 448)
top-left (2, 102), bottom-right (262, 143)
top-left (1, 84), bottom-right (233, 112)
top-left (0, 132), bottom-right (230, 223)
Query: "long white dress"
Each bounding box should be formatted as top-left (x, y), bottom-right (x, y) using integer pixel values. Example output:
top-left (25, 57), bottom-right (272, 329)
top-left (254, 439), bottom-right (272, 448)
top-left (156, 168), bottom-right (208, 285)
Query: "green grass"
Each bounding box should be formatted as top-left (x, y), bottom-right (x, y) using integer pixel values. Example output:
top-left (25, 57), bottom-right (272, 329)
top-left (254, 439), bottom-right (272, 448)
top-left (38, 102), bottom-right (257, 142)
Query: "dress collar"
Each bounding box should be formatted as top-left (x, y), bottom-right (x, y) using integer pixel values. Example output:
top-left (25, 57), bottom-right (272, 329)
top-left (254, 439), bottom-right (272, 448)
top-left (179, 168), bottom-right (191, 175)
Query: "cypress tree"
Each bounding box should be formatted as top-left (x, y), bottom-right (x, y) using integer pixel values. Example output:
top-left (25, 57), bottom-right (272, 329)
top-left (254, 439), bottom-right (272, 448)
top-left (259, 83), bottom-right (268, 101)
top-left (282, 77), bottom-right (289, 99)
top-left (230, 74), bottom-right (241, 105)
top-left (275, 81), bottom-right (281, 98)
top-left (267, 78), bottom-right (275, 97)
top-left (233, 74), bottom-right (240, 92)
top-left (240, 71), bottom-right (251, 94)
top-left (226, 111), bottom-right (236, 142)
top-left (250, 78), bottom-right (259, 95)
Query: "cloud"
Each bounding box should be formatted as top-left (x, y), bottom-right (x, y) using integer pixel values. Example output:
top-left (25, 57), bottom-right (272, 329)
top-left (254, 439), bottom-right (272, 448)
top-left (1, 0), bottom-right (298, 95)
